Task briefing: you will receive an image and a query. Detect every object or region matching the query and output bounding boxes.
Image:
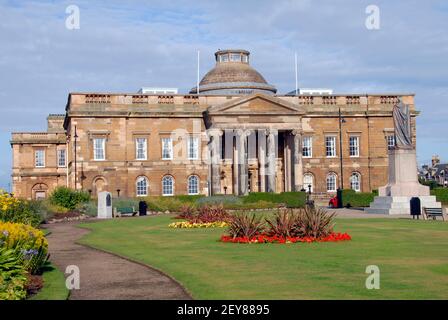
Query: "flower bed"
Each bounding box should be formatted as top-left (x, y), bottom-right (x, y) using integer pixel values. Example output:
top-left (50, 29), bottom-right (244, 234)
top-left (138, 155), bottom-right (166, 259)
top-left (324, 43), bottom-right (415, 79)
top-left (0, 222), bottom-right (49, 300)
top-left (220, 232), bottom-right (351, 244)
top-left (169, 221), bottom-right (228, 229)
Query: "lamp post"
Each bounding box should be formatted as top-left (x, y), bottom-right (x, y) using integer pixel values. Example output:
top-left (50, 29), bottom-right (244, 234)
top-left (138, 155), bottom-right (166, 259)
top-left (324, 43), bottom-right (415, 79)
top-left (338, 107), bottom-right (346, 189)
top-left (337, 108), bottom-right (346, 209)
top-left (74, 126), bottom-right (78, 190)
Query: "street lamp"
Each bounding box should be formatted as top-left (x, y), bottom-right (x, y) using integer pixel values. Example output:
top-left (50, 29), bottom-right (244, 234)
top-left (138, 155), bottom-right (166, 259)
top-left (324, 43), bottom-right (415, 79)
top-left (337, 107), bottom-right (346, 209)
top-left (74, 126), bottom-right (78, 190)
top-left (338, 107), bottom-right (346, 189)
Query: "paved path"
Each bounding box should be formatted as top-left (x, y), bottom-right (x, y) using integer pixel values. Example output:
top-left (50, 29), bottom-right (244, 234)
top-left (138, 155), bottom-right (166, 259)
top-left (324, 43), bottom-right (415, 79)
top-left (44, 221), bottom-right (191, 300)
top-left (320, 207), bottom-right (412, 219)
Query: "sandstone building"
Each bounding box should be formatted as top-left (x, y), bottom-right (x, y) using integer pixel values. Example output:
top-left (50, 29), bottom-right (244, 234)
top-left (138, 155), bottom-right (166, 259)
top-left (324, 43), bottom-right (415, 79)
top-left (11, 49), bottom-right (418, 199)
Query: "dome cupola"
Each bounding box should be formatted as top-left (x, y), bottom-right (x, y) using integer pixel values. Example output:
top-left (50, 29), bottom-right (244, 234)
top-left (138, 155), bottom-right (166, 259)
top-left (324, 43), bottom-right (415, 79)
top-left (190, 49), bottom-right (277, 95)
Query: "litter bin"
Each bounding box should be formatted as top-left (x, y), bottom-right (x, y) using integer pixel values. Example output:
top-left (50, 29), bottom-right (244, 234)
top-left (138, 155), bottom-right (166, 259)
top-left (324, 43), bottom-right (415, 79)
top-left (410, 197), bottom-right (421, 219)
top-left (138, 200), bottom-right (147, 216)
top-left (336, 189), bottom-right (343, 209)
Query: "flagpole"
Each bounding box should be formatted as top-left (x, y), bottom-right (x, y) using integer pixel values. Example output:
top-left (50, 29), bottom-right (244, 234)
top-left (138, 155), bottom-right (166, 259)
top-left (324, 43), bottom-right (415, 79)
top-left (295, 52), bottom-right (298, 96)
top-left (197, 50), bottom-right (200, 94)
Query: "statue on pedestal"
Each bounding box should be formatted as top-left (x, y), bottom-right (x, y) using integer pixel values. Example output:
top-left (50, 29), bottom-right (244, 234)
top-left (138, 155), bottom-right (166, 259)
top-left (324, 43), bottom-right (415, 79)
top-left (366, 97), bottom-right (441, 214)
top-left (393, 99), bottom-right (413, 149)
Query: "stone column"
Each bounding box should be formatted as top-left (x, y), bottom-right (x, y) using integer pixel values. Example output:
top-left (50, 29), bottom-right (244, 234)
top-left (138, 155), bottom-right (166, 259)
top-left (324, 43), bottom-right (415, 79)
top-left (237, 129), bottom-right (251, 196)
top-left (292, 130), bottom-right (303, 191)
top-left (208, 129), bottom-right (222, 195)
top-left (257, 129), bottom-right (267, 192)
top-left (283, 133), bottom-right (292, 192)
top-left (232, 131), bottom-right (239, 195)
top-left (266, 129), bottom-right (278, 193)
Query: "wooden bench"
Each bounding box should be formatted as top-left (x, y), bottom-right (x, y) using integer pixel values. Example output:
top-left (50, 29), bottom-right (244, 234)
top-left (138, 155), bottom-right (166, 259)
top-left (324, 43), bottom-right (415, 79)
top-left (423, 207), bottom-right (445, 221)
top-left (114, 206), bottom-right (137, 217)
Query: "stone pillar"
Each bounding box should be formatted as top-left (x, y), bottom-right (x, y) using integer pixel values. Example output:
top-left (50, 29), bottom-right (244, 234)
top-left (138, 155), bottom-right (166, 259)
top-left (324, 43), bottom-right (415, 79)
top-left (266, 129), bottom-right (278, 193)
top-left (283, 134), bottom-right (291, 192)
top-left (292, 130), bottom-right (303, 191)
top-left (257, 129), bottom-right (267, 192)
top-left (232, 132), bottom-right (239, 195)
top-left (237, 129), bottom-right (250, 196)
top-left (208, 129), bottom-right (222, 195)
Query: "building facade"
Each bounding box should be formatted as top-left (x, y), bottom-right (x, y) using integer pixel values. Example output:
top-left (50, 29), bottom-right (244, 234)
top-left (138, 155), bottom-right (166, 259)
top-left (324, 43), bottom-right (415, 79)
top-left (11, 49), bottom-right (418, 199)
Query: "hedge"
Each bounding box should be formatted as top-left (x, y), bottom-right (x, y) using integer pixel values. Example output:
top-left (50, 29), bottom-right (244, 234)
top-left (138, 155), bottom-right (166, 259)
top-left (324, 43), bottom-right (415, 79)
top-left (341, 189), bottom-right (377, 208)
top-left (242, 192), bottom-right (306, 208)
top-left (431, 188), bottom-right (448, 204)
top-left (111, 192), bottom-right (308, 212)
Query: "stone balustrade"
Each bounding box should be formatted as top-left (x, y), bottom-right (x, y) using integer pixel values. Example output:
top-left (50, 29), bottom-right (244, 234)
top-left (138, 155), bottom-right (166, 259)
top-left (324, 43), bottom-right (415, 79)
top-left (67, 93), bottom-right (415, 109)
top-left (11, 132), bottom-right (67, 144)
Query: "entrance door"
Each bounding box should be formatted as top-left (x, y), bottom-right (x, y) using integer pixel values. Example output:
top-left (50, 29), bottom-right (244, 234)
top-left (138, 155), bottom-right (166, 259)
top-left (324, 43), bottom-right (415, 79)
top-left (35, 191), bottom-right (46, 200)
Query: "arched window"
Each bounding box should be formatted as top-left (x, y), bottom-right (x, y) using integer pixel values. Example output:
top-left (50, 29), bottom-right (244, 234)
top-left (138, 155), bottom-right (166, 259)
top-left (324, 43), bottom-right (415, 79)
top-left (303, 173), bottom-right (314, 193)
top-left (188, 175), bottom-right (199, 195)
top-left (162, 175), bottom-right (174, 196)
top-left (136, 176), bottom-right (148, 196)
top-left (326, 173), bottom-right (337, 192)
top-left (350, 172), bottom-right (361, 192)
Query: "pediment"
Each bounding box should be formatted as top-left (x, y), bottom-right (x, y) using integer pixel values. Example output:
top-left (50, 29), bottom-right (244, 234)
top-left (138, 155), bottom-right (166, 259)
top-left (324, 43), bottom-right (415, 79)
top-left (207, 93), bottom-right (303, 115)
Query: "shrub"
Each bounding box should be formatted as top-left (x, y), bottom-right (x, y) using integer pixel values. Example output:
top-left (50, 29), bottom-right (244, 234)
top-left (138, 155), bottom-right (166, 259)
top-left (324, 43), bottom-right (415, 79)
top-left (194, 205), bottom-right (230, 223)
top-left (227, 213), bottom-right (266, 239)
top-left (49, 187), bottom-right (90, 210)
top-left (0, 246), bottom-right (28, 300)
top-left (243, 192), bottom-right (306, 208)
top-left (431, 188), bottom-right (448, 204)
top-left (294, 207), bottom-right (336, 238)
top-left (341, 189), bottom-right (376, 208)
top-left (145, 196), bottom-right (187, 212)
top-left (76, 201), bottom-right (97, 217)
top-left (0, 191), bottom-right (42, 227)
top-left (176, 204), bottom-right (196, 220)
top-left (197, 195), bottom-right (242, 207)
top-left (0, 222), bottom-right (48, 274)
top-left (265, 209), bottom-right (298, 238)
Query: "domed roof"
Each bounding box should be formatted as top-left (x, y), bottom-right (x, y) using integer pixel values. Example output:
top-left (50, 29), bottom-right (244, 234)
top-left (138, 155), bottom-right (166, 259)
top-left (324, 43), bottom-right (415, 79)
top-left (190, 49), bottom-right (277, 95)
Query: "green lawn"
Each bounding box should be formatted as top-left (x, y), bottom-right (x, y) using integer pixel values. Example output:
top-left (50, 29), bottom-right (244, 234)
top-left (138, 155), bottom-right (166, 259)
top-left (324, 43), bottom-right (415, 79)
top-left (29, 263), bottom-right (69, 300)
top-left (78, 215), bottom-right (448, 299)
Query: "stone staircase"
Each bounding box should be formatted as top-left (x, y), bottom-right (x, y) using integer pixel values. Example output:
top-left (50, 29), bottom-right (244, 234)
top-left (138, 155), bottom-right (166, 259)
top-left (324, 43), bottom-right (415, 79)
top-left (310, 193), bottom-right (332, 207)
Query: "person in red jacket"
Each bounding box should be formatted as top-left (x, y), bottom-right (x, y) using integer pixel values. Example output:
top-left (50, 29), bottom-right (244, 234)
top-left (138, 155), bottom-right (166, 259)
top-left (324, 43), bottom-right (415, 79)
top-left (329, 196), bottom-right (338, 208)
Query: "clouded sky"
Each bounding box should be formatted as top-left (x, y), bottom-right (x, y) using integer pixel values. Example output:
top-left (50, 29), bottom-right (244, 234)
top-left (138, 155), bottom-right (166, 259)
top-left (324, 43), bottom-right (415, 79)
top-left (0, 0), bottom-right (447, 190)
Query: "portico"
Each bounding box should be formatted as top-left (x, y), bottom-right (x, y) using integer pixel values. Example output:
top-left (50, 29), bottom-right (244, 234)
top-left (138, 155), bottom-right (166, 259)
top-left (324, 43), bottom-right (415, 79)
top-left (205, 93), bottom-right (304, 195)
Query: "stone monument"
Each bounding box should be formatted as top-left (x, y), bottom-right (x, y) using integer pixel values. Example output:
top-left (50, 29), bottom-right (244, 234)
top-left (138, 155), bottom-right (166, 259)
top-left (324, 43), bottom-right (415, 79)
top-left (366, 99), bottom-right (441, 214)
top-left (97, 191), bottom-right (113, 219)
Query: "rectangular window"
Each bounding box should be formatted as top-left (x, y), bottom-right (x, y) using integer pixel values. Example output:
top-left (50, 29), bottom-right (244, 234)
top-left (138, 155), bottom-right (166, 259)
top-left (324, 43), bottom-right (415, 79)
top-left (387, 135), bottom-right (396, 150)
top-left (135, 138), bottom-right (147, 160)
top-left (161, 138), bottom-right (173, 160)
top-left (325, 136), bottom-right (336, 157)
top-left (187, 136), bottom-right (199, 160)
top-left (230, 53), bottom-right (241, 62)
top-left (93, 138), bottom-right (106, 161)
top-left (349, 136), bottom-right (360, 157)
top-left (35, 150), bottom-right (45, 168)
top-left (302, 136), bottom-right (312, 158)
top-left (57, 149), bottom-right (66, 167)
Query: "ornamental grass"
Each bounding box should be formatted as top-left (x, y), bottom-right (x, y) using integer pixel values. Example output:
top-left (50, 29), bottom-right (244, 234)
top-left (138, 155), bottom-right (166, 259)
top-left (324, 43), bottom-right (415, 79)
top-left (222, 207), bottom-right (350, 244)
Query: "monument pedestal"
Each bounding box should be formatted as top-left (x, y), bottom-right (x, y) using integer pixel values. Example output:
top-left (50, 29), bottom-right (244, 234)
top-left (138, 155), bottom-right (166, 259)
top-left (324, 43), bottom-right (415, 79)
top-left (366, 149), bottom-right (441, 215)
